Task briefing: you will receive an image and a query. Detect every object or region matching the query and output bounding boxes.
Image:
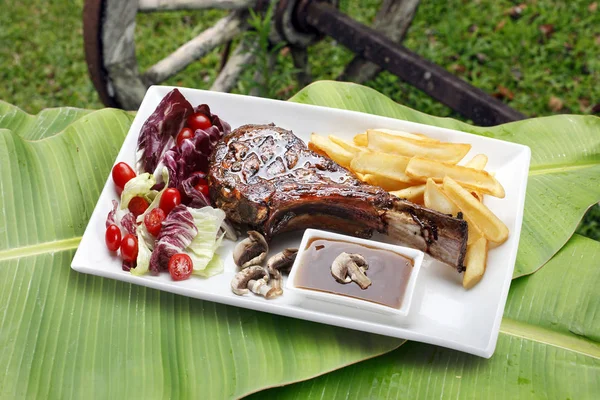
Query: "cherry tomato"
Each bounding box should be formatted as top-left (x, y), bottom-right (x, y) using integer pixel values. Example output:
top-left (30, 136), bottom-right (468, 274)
top-left (144, 207), bottom-right (166, 237)
top-left (187, 112), bottom-right (212, 131)
top-left (128, 196), bottom-right (149, 217)
top-left (120, 234), bottom-right (138, 262)
top-left (176, 127), bottom-right (194, 147)
top-left (168, 253), bottom-right (193, 281)
top-left (159, 188), bottom-right (181, 215)
top-left (194, 180), bottom-right (209, 197)
top-left (105, 224), bottom-right (121, 252)
top-left (112, 162), bottom-right (136, 190)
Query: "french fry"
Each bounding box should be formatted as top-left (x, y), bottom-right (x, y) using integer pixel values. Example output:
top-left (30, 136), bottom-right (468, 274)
top-left (464, 154), bottom-right (488, 202)
top-left (464, 214), bottom-right (484, 244)
top-left (406, 157), bottom-right (505, 198)
top-left (361, 174), bottom-right (412, 191)
top-left (367, 128), bottom-right (438, 142)
top-left (424, 178), bottom-right (459, 215)
top-left (462, 236), bottom-right (488, 289)
top-left (329, 135), bottom-right (367, 155)
top-left (353, 133), bottom-right (368, 147)
top-left (350, 151), bottom-right (418, 183)
top-left (309, 134), bottom-right (353, 168)
top-left (415, 133), bottom-right (436, 140)
top-left (367, 130), bottom-right (471, 164)
top-left (423, 179), bottom-right (482, 244)
top-left (443, 177), bottom-right (509, 244)
top-left (390, 184), bottom-right (426, 204)
top-left (464, 154), bottom-right (488, 170)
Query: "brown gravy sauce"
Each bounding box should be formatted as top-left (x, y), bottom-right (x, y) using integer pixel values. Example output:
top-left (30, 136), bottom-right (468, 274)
top-left (294, 238), bottom-right (414, 309)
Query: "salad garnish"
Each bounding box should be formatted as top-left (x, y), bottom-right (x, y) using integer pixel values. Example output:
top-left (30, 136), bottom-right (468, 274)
top-left (105, 89), bottom-right (234, 280)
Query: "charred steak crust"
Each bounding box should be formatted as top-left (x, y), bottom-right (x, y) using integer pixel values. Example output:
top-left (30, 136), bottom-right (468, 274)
top-left (209, 124), bottom-right (468, 268)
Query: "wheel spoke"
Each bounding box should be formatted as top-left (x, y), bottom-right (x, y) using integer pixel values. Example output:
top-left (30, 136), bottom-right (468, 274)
top-left (138, 0), bottom-right (256, 12)
top-left (211, 42), bottom-right (255, 92)
top-left (143, 11), bottom-right (246, 84)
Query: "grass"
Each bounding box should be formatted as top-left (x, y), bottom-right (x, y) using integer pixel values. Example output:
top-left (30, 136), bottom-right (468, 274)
top-left (0, 0), bottom-right (598, 239)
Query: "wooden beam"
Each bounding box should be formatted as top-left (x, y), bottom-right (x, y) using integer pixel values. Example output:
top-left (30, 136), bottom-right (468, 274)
top-left (139, 0), bottom-right (255, 12)
top-left (211, 41), bottom-right (255, 92)
top-left (143, 11), bottom-right (246, 85)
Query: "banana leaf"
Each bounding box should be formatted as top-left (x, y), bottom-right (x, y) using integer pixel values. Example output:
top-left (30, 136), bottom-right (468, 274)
top-left (1, 78), bottom-right (599, 399)
top-left (0, 101), bottom-right (401, 399)
top-left (290, 81), bottom-right (600, 278)
top-left (252, 234), bottom-right (600, 399)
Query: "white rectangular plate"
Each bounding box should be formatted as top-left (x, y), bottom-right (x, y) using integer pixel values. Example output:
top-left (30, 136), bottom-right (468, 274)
top-left (72, 86), bottom-right (530, 358)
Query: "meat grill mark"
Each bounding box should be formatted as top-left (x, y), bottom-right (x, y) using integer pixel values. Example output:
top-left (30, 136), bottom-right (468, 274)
top-left (208, 124), bottom-right (468, 268)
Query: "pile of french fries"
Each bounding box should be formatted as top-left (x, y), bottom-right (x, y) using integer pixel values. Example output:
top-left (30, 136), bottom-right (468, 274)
top-left (309, 128), bottom-right (509, 290)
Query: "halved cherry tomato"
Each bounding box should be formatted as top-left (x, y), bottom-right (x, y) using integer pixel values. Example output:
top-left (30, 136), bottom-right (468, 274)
top-left (176, 127), bottom-right (194, 147)
top-left (168, 253), bottom-right (193, 281)
top-left (112, 162), bottom-right (136, 190)
top-left (159, 188), bottom-right (181, 215)
top-left (187, 112), bottom-right (211, 131)
top-left (144, 207), bottom-right (166, 237)
top-left (128, 196), bottom-right (149, 217)
top-left (105, 224), bottom-right (121, 252)
top-left (120, 234), bottom-right (138, 262)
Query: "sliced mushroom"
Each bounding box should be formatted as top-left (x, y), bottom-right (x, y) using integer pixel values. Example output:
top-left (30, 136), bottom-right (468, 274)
top-left (248, 277), bottom-right (282, 299)
top-left (267, 248), bottom-right (298, 275)
top-left (331, 252), bottom-right (372, 290)
top-left (233, 231), bottom-right (268, 268)
top-left (266, 248), bottom-right (298, 297)
top-left (230, 266), bottom-right (280, 299)
top-left (231, 266), bottom-right (269, 295)
top-left (348, 253), bottom-right (368, 273)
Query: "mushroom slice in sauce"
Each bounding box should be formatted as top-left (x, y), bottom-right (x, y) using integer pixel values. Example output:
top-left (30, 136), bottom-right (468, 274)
top-left (331, 252), bottom-right (372, 290)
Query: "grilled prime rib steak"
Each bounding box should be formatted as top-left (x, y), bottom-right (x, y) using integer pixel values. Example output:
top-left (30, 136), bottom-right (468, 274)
top-left (208, 124), bottom-right (468, 268)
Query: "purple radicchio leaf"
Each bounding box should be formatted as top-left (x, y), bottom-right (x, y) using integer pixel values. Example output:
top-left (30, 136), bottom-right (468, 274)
top-left (149, 205), bottom-right (198, 275)
top-left (122, 260), bottom-right (135, 272)
top-left (181, 174), bottom-right (211, 208)
top-left (195, 104), bottom-right (231, 138)
top-left (106, 200), bottom-right (137, 235)
top-left (162, 104), bottom-right (230, 206)
top-left (135, 89), bottom-right (193, 174)
top-left (120, 213), bottom-right (137, 236)
top-left (106, 200), bottom-right (118, 227)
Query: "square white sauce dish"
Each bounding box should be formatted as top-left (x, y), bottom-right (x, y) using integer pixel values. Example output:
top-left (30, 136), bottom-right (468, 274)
top-left (286, 229), bottom-right (424, 317)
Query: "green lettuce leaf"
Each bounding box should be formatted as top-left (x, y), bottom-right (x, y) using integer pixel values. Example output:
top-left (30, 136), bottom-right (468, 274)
top-left (132, 223), bottom-right (152, 276)
top-left (196, 253), bottom-right (225, 278)
top-left (132, 168), bottom-right (170, 275)
top-left (120, 172), bottom-right (157, 209)
top-left (187, 206), bottom-right (227, 275)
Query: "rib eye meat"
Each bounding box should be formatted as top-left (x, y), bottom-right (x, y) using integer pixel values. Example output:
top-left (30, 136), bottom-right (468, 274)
top-left (208, 124), bottom-right (468, 268)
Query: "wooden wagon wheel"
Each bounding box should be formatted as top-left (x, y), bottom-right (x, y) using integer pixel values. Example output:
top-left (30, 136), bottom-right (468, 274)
top-left (83, 0), bottom-right (420, 110)
top-left (84, 0), bottom-right (523, 125)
